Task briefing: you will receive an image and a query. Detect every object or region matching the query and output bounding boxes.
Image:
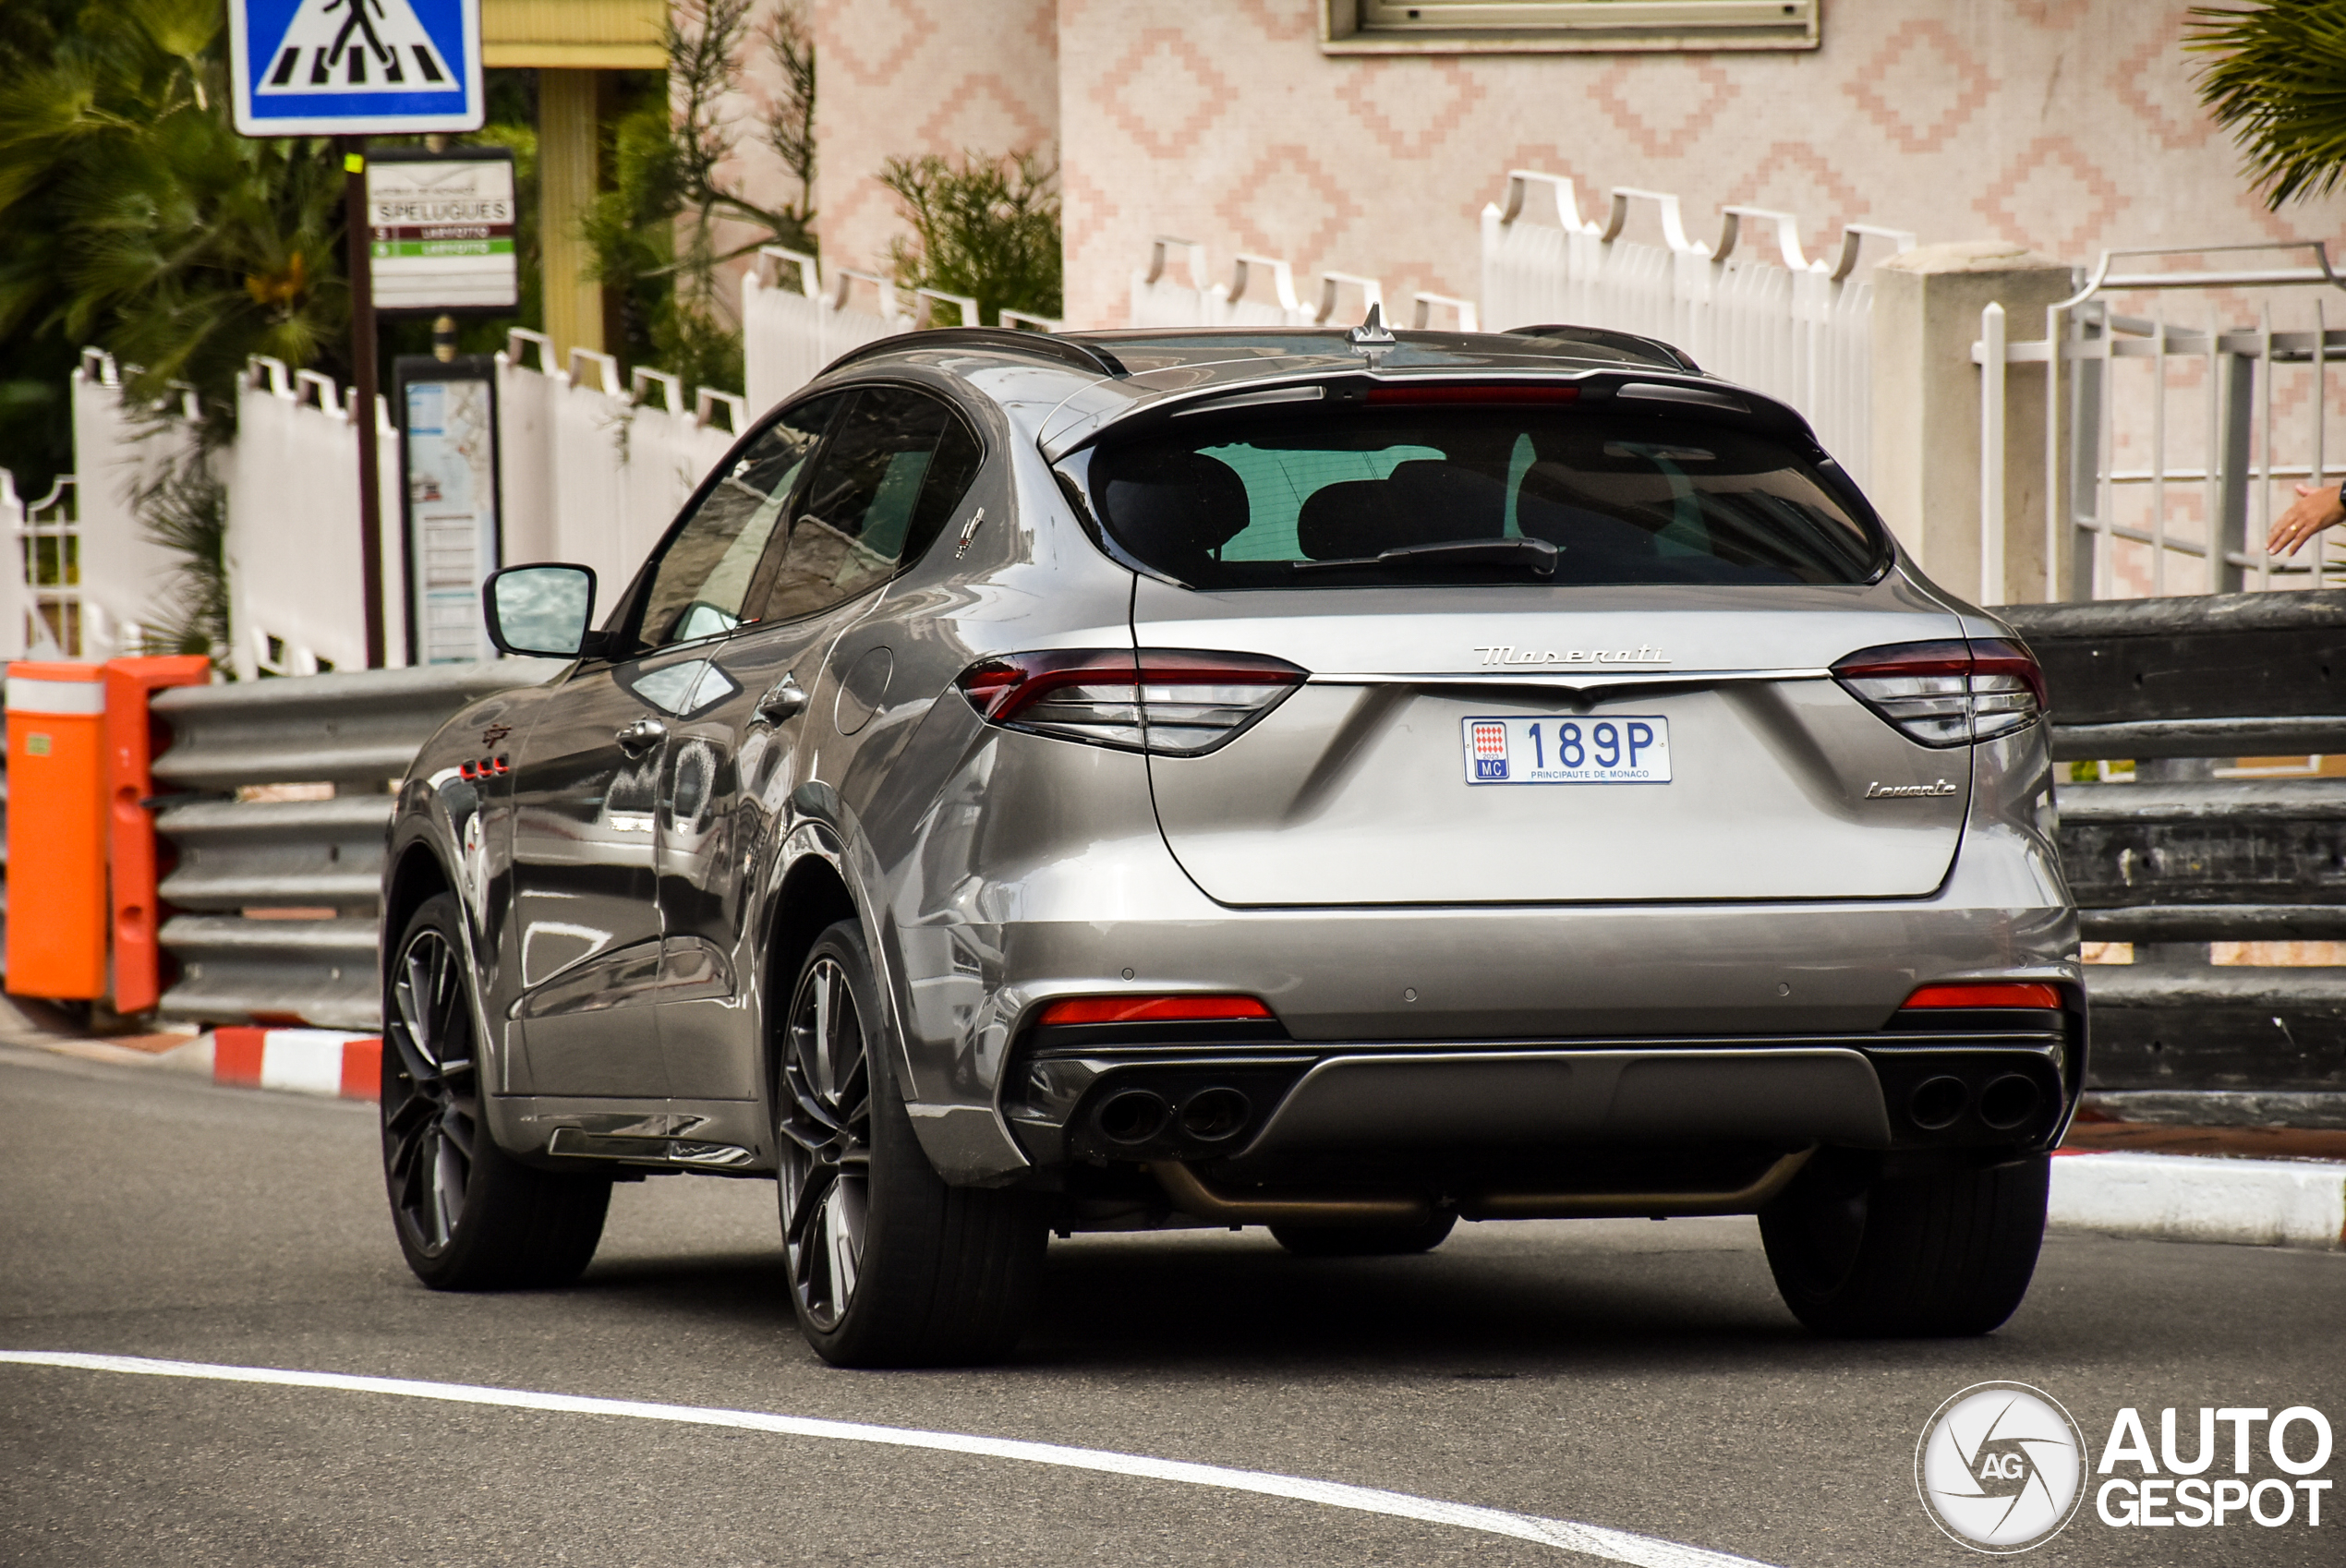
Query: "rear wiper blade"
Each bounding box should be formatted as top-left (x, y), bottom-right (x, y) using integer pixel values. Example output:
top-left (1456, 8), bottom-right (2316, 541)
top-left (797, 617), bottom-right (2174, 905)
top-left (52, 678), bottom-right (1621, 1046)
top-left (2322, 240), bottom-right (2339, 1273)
top-left (1292, 537), bottom-right (1559, 576)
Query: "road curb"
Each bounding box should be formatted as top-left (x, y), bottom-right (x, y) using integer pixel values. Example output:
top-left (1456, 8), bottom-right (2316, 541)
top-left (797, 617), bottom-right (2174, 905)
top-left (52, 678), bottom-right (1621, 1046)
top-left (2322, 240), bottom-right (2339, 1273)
top-left (2050, 1150), bottom-right (2346, 1252)
top-left (161, 1028), bottom-right (381, 1102)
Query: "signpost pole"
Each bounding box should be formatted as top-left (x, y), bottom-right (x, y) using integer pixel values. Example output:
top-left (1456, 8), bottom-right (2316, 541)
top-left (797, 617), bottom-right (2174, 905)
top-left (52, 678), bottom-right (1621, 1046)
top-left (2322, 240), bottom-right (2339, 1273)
top-left (343, 137), bottom-right (387, 669)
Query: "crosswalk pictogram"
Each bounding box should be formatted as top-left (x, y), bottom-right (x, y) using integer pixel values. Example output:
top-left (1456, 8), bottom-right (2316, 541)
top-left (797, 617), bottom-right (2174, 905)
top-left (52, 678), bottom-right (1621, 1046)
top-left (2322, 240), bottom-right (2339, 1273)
top-left (257, 0), bottom-right (457, 95)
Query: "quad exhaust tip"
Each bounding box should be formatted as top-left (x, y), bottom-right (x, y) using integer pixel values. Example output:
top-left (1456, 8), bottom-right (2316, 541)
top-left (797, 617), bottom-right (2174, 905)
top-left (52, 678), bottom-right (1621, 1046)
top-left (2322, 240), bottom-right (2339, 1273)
top-left (1094, 1085), bottom-right (1255, 1147)
top-left (1905, 1071), bottom-right (2044, 1134)
top-left (1908, 1076), bottom-right (1968, 1130)
top-left (1978, 1072), bottom-right (2040, 1131)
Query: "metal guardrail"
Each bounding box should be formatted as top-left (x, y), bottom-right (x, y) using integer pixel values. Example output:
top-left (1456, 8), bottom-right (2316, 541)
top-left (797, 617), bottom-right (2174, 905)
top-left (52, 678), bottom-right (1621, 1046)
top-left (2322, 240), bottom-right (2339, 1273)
top-left (150, 660), bottom-right (562, 1030)
top-left (2002, 588), bottom-right (2346, 1128)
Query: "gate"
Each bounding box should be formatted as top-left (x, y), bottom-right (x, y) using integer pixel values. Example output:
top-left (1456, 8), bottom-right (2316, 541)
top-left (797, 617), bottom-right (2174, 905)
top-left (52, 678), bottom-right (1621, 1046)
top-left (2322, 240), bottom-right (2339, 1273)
top-left (1977, 242), bottom-right (2346, 601)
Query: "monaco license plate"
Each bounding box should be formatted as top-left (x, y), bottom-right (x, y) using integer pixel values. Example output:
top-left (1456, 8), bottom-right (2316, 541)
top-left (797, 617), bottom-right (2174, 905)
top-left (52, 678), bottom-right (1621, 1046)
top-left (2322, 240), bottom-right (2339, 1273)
top-left (1461, 716), bottom-right (1671, 784)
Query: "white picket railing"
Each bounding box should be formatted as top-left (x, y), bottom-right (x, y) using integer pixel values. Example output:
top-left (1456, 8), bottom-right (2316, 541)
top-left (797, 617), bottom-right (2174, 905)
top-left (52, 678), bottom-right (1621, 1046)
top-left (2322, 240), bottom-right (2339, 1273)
top-left (46, 335), bottom-right (744, 675)
top-left (1480, 172), bottom-right (1911, 485)
top-left (741, 249), bottom-right (985, 416)
top-left (1129, 237), bottom-right (1400, 332)
top-left (67, 350), bottom-right (205, 660)
top-left (1, 351), bottom-right (210, 662)
top-left (484, 330), bottom-right (744, 609)
top-left (1975, 242), bottom-right (2346, 601)
top-left (228, 357), bottom-right (405, 676)
top-left (0, 469), bottom-right (76, 659)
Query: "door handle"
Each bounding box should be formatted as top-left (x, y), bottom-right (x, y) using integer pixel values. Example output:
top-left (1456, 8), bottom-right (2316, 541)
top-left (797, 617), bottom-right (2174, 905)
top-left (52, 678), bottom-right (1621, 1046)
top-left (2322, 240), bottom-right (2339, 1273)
top-left (614, 717), bottom-right (668, 754)
top-left (756, 674), bottom-right (808, 723)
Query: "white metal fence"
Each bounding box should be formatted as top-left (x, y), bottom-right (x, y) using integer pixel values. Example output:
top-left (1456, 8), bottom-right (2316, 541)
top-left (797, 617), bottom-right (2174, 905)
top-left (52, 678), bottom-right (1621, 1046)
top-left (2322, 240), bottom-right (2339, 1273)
top-left (741, 248), bottom-right (992, 416)
top-left (0, 351), bottom-right (210, 662)
top-left (229, 356), bottom-right (405, 676)
top-left (1128, 238), bottom-right (1410, 332)
top-left (1976, 243), bottom-right (2346, 601)
top-left (1480, 172), bottom-right (1912, 487)
top-left (69, 350), bottom-right (201, 660)
top-left (0, 470), bottom-right (75, 659)
top-left (41, 336), bottom-right (746, 674)
top-left (493, 330), bottom-right (744, 598)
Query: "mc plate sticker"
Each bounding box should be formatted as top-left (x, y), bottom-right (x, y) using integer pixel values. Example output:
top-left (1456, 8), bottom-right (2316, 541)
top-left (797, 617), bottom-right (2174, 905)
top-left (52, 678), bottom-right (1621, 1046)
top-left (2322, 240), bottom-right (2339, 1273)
top-left (1462, 716), bottom-right (1671, 784)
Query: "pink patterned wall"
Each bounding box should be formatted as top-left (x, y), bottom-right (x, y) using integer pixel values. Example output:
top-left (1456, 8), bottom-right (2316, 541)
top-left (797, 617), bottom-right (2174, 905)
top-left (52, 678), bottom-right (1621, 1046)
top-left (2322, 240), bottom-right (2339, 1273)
top-left (793, 0), bottom-right (1062, 288)
top-left (1057, 0), bottom-right (2346, 327)
top-left (741, 2), bottom-right (2346, 332)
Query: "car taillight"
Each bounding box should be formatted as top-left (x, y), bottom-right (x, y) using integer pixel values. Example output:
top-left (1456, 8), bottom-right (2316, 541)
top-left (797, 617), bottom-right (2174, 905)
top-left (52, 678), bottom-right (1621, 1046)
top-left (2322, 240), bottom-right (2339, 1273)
top-left (1036, 995), bottom-right (1276, 1026)
top-left (956, 648), bottom-right (1305, 756)
top-left (1832, 638), bottom-right (2045, 747)
top-left (1901, 982), bottom-right (2064, 1010)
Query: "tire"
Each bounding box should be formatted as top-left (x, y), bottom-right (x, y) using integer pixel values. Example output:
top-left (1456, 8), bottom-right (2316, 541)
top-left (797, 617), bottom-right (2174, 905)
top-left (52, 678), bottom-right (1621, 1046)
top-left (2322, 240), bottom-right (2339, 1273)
top-left (1270, 1212), bottom-right (1457, 1258)
top-left (381, 894), bottom-right (611, 1290)
top-left (1758, 1149), bottom-right (2049, 1337)
top-left (774, 920), bottom-right (1046, 1368)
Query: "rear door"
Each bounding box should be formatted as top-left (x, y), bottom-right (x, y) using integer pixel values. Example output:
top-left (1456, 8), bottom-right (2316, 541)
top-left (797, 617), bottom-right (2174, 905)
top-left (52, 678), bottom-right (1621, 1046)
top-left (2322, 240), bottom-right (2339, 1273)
top-left (1105, 396), bottom-right (1971, 907)
top-left (653, 384), bottom-right (987, 1099)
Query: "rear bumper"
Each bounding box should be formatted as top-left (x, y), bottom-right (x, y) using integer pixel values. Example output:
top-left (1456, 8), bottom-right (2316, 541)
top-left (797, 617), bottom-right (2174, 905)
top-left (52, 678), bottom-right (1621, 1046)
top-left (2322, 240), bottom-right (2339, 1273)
top-left (881, 723), bottom-right (2075, 1184)
top-left (1006, 1024), bottom-right (2078, 1177)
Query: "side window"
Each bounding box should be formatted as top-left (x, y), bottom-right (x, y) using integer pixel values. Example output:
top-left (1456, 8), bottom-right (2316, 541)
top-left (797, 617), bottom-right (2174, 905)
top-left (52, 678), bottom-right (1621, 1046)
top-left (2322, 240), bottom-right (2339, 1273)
top-left (635, 393), bottom-right (844, 649)
top-left (756, 387), bottom-right (983, 622)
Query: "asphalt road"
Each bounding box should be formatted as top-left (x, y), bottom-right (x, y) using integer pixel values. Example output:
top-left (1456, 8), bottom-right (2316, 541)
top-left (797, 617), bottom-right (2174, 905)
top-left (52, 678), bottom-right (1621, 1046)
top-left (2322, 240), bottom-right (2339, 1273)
top-left (1, 1042), bottom-right (2339, 1568)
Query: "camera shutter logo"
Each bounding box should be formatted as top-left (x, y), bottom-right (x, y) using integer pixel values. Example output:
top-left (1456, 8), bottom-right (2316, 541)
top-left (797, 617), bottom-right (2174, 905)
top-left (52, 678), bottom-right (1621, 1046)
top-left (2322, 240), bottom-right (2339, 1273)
top-left (1916, 1382), bottom-right (2090, 1553)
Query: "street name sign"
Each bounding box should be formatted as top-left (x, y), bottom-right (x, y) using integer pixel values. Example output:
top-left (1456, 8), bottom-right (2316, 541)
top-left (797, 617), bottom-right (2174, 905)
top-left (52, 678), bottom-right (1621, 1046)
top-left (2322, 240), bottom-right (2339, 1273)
top-left (229, 0), bottom-right (484, 137)
top-left (367, 151), bottom-right (518, 311)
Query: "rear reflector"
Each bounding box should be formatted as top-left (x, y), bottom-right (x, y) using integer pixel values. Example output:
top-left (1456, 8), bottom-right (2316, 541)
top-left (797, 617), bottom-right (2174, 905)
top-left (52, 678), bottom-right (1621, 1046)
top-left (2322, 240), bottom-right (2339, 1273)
top-left (957, 648), bottom-right (1305, 756)
top-left (1364, 383), bottom-right (1580, 405)
top-left (1037, 995), bottom-right (1276, 1027)
top-left (1901, 983), bottom-right (2064, 1010)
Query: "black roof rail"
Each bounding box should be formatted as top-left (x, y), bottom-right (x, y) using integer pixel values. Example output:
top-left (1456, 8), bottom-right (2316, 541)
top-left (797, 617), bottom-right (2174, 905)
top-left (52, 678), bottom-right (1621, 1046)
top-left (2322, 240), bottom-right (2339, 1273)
top-left (822, 326), bottom-right (1128, 380)
top-left (1502, 323), bottom-right (1701, 375)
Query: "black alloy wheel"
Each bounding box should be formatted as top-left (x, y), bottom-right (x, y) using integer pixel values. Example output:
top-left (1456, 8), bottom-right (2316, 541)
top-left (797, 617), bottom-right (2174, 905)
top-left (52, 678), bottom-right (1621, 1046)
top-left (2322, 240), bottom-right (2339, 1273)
top-left (381, 894), bottom-right (610, 1289)
top-left (776, 947), bottom-right (873, 1333)
top-left (774, 920), bottom-right (1047, 1367)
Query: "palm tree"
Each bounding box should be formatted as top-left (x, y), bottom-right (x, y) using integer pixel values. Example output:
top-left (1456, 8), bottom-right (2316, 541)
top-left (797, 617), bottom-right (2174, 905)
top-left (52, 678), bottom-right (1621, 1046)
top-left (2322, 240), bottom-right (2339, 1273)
top-left (0, 0), bottom-right (349, 440)
top-left (2191, 2), bottom-right (2346, 208)
top-left (0, 0), bottom-right (348, 657)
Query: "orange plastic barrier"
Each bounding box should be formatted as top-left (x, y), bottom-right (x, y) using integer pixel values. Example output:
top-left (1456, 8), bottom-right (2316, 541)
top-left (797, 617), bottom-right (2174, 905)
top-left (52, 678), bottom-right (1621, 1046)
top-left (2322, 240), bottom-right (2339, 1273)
top-left (6, 661), bottom-right (109, 998)
top-left (104, 656), bottom-right (212, 1012)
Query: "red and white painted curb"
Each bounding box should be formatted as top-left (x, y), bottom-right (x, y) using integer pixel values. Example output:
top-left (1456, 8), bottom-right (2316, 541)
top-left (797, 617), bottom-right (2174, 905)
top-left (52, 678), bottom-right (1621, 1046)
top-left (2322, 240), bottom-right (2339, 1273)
top-left (162, 1028), bottom-right (381, 1102)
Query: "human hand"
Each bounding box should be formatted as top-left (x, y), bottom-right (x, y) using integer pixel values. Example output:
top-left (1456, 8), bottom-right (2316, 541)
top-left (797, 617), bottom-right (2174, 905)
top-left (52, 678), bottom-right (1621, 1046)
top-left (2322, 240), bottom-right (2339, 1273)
top-left (2267, 481), bottom-right (2346, 557)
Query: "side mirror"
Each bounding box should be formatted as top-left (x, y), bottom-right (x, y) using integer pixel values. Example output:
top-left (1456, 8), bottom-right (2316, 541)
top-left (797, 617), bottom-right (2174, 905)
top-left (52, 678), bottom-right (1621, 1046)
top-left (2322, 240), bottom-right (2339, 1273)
top-left (485, 563), bottom-right (601, 658)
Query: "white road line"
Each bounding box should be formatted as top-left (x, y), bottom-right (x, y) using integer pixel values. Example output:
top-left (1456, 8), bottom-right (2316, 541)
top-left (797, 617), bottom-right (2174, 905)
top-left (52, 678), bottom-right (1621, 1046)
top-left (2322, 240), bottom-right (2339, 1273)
top-left (0, 1350), bottom-right (1782, 1568)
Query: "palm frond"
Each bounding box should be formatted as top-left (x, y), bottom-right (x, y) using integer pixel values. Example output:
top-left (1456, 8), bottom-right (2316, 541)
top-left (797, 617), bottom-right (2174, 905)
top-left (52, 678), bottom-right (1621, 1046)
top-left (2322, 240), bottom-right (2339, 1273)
top-left (2190, 2), bottom-right (2346, 208)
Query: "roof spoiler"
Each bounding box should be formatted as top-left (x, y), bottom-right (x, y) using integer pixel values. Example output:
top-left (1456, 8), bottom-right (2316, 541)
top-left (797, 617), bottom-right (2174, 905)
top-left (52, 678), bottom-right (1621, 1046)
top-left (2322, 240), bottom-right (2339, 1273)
top-left (1503, 324), bottom-right (1700, 375)
top-left (822, 327), bottom-right (1128, 380)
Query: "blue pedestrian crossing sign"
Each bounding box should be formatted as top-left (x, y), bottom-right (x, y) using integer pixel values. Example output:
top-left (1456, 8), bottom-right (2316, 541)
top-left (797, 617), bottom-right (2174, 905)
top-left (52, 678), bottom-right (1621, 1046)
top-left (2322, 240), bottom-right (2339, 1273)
top-left (229, 0), bottom-right (483, 137)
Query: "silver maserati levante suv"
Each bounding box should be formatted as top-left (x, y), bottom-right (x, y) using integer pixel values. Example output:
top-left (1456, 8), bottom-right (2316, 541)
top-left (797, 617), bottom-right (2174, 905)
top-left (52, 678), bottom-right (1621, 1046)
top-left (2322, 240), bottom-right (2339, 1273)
top-left (379, 320), bottom-right (2081, 1366)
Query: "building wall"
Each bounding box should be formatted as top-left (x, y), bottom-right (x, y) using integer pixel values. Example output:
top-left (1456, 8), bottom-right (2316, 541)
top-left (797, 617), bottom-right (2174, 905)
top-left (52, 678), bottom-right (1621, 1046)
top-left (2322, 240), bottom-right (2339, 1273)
top-left (1053, 0), bottom-right (2346, 329)
top-left (798, 0), bottom-right (1063, 293)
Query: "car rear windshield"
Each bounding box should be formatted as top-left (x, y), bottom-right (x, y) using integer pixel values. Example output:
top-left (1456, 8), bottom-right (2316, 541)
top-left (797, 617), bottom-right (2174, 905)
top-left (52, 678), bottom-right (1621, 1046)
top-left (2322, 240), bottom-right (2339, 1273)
top-left (1082, 405), bottom-right (1887, 590)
